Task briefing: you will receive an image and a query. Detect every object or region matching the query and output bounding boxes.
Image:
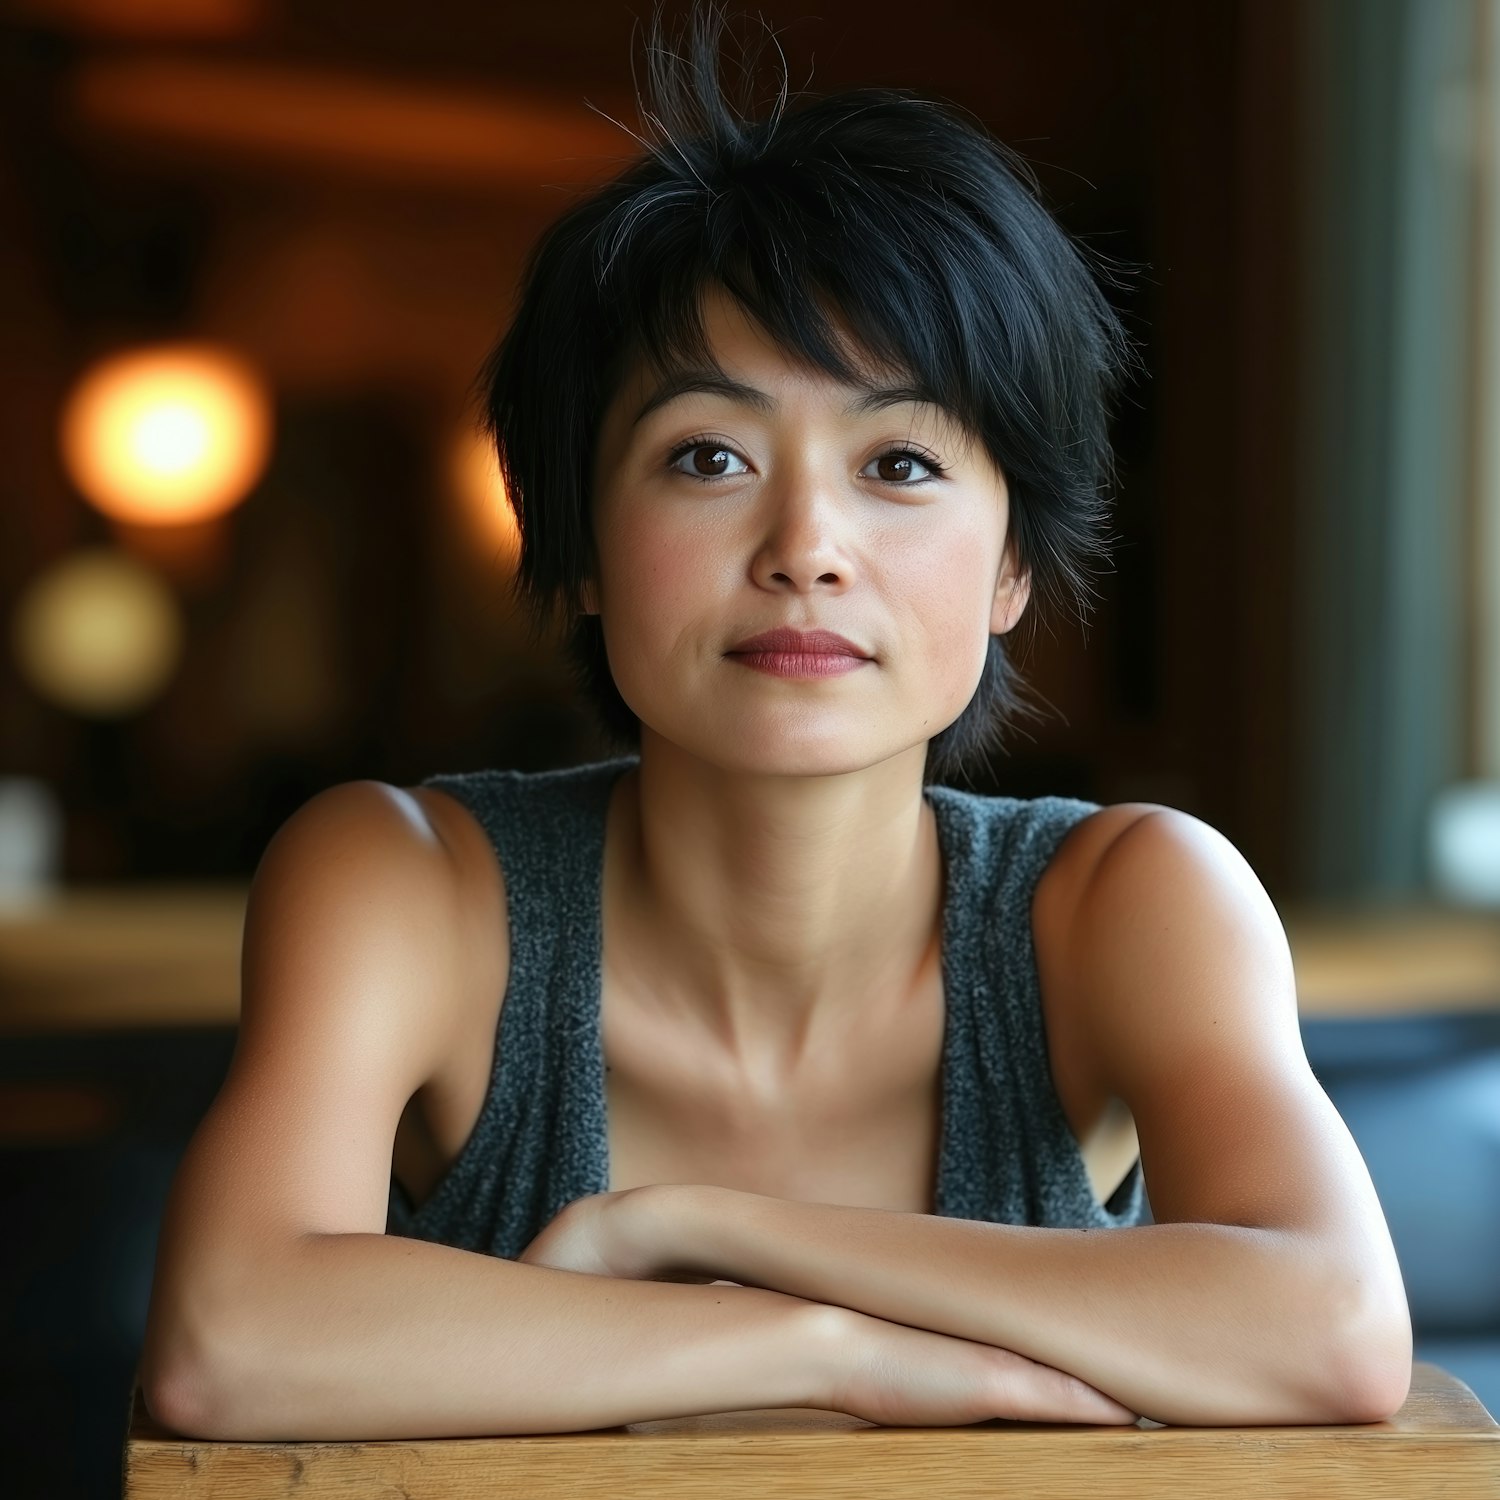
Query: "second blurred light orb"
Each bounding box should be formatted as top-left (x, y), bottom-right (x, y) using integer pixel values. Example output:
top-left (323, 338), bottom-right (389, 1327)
top-left (10, 548), bottom-right (184, 716)
top-left (59, 341), bottom-right (273, 524)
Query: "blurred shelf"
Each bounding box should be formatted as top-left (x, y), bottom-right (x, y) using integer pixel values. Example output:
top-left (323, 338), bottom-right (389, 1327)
top-left (1283, 903), bottom-right (1500, 1017)
top-left (0, 883), bottom-right (246, 1034)
top-left (0, 884), bottom-right (1496, 1032)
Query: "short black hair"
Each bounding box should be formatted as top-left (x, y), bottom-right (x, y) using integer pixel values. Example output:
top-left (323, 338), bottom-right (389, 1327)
top-left (473, 0), bottom-right (1143, 785)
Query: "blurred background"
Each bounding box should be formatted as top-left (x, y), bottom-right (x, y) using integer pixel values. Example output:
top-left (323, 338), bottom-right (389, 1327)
top-left (1, 0), bottom-right (1498, 1492)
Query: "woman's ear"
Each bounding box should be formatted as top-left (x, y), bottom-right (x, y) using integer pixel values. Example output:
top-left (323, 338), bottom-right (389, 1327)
top-left (580, 579), bottom-right (599, 615)
top-left (990, 548), bottom-right (1031, 636)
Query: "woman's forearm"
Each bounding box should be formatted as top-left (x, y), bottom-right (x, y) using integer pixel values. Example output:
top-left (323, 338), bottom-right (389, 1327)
top-left (146, 1229), bottom-right (845, 1441)
top-left (654, 1186), bottom-right (1410, 1426)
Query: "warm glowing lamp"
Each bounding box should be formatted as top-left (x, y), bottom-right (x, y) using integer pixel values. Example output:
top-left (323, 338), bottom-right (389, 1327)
top-left (448, 422), bottom-right (519, 566)
top-left (59, 342), bottom-right (273, 524)
top-left (10, 548), bottom-right (184, 716)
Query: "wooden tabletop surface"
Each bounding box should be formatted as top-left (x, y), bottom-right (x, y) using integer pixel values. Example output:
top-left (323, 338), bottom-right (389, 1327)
top-left (122, 1361), bottom-right (1498, 1499)
top-left (0, 883), bottom-right (1497, 1034)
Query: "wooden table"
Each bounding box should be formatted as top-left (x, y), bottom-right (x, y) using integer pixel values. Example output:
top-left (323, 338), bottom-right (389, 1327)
top-left (121, 1362), bottom-right (1498, 1499)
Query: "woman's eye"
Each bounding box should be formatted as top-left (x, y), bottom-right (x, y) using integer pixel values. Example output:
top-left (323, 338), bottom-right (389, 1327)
top-left (665, 441), bottom-right (946, 486)
top-left (667, 442), bottom-right (750, 482)
top-left (865, 450), bottom-right (944, 484)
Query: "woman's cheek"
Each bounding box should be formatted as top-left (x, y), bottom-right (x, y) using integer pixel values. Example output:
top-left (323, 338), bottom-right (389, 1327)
top-left (913, 544), bottom-right (1000, 706)
top-left (596, 538), bottom-right (716, 715)
top-left (625, 546), bottom-right (716, 664)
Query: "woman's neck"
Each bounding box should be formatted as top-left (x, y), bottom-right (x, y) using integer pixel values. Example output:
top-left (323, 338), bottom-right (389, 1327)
top-left (603, 746), bottom-right (945, 1073)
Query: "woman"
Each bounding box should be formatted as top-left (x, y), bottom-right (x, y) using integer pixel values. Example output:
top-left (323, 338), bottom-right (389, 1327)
top-left (140, 1), bottom-right (1411, 1441)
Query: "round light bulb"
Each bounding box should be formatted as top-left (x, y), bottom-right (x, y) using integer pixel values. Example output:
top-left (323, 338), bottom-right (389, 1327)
top-left (60, 342), bottom-right (273, 524)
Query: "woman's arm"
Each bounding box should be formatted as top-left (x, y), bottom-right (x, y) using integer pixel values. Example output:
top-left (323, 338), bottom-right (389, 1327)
top-left (146, 1217), bottom-right (842, 1440)
top-left (639, 1186), bottom-right (1393, 1428)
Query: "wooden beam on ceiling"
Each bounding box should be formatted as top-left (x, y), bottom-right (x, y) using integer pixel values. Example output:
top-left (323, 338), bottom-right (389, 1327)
top-left (65, 54), bottom-right (641, 191)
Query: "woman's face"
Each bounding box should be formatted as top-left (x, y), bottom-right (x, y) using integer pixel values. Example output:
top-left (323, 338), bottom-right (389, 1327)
top-left (586, 285), bottom-right (1029, 777)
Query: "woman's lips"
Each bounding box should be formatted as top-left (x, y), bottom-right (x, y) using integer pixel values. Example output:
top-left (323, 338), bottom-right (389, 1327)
top-left (727, 650), bottom-right (871, 678)
top-left (727, 627), bottom-right (868, 656)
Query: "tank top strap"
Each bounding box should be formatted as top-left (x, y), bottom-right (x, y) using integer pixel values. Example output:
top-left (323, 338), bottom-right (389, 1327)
top-left (927, 785), bottom-right (1146, 1229)
top-left (386, 755), bottom-right (636, 1259)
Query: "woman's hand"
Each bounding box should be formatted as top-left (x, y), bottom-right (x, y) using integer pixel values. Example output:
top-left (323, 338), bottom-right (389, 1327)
top-left (516, 1186), bottom-right (723, 1283)
top-left (515, 1189), bottom-right (641, 1278)
top-left (825, 1309), bottom-right (1141, 1428)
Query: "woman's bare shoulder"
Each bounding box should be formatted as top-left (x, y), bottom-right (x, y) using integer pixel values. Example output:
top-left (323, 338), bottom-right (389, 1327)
top-left (1035, 801), bottom-right (1162, 927)
top-left (396, 782), bottom-right (512, 1034)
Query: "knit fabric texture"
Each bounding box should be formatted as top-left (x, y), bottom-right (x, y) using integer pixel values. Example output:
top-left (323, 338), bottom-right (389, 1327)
top-left (386, 754), bottom-right (1147, 1258)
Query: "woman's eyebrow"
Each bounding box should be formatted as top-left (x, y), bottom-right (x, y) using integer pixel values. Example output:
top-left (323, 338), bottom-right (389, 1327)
top-left (630, 367), bottom-right (940, 429)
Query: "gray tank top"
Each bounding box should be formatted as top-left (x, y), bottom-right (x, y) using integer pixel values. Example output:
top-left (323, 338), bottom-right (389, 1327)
top-left (386, 754), bottom-right (1146, 1258)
